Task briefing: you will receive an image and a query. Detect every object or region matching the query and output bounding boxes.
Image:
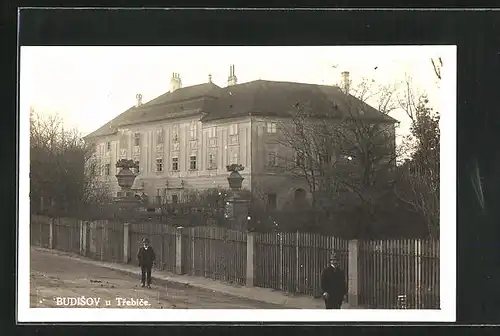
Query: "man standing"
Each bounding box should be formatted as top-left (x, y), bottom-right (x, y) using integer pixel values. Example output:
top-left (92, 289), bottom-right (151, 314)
top-left (137, 237), bottom-right (156, 288)
top-left (320, 252), bottom-right (347, 309)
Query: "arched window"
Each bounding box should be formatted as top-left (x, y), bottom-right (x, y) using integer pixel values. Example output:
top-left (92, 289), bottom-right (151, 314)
top-left (294, 188), bottom-right (306, 202)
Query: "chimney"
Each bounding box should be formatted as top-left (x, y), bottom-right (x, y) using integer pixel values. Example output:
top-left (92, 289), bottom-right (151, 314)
top-left (135, 93), bottom-right (143, 107)
top-left (227, 64), bottom-right (237, 86)
top-left (341, 71), bottom-right (350, 94)
top-left (208, 74), bottom-right (212, 83)
top-left (170, 72), bottom-right (182, 92)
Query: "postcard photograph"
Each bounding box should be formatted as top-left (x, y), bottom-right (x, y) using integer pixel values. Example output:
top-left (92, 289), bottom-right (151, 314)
top-left (18, 45), bottom-right (456, 322)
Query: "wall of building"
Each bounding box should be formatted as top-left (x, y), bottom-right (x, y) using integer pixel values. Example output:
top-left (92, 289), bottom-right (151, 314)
top-left (250, 116), bottom-right (310, 210)
top-left (92, 115), bottom-right (253, 201)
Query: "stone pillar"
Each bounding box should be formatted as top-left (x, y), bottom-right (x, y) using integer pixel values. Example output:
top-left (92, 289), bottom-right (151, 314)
top-left (348, 239), bottom-right (359, 307)
top-left (80, 221), bottom-right (88, 256)
top-left (246, 231), bottom-right (256, 287)
top-left (123, 222), bottom-right (130, 264)
top-left (48, 218), bottom-right (54, 249)
top-left (175, 227), bottom-right (183, 275)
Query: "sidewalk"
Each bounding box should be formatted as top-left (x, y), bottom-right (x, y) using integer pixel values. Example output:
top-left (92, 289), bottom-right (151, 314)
top-left (32, 247), bottom-right (353, 309)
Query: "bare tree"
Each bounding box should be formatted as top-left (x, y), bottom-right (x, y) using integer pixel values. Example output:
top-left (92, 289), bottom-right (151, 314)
top-left (277, 79), bottom-right (400, 230)
top-left (431, 57), bottom-right (443, 81)
top-left (395, 77), bottom-right (440, 238)
top-left (30, 110), bottom-right (111, 216)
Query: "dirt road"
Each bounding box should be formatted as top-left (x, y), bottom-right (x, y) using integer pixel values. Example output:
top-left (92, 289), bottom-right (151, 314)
top-left (30, 248), bottom-right (283, 309)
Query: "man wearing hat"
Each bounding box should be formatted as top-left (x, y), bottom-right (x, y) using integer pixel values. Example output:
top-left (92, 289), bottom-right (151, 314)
top-left (320, 252), bottom-right (347, 309)
top-left (137, 237), bottom-right (156, 288)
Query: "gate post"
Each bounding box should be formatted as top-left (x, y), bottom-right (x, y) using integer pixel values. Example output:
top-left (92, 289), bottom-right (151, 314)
top-left (175, 227), bottom-right (183, 275)
top-left (123, 222), bottom-right (130, 264)
top-left (348, 239), bottom-right (360, 307)
top-left (48, 217), bottom-right (55, 249)
top-left (80, 221), bottom-right (88, 256)
top-left (246, 231), bottom-right (256, 287)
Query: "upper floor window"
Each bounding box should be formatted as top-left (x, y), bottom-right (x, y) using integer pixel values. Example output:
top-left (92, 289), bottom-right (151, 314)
top-left (190, 121), bottom-right (197, 139)
top-left (229, 124), bottom-right (238, 135)
top-left (319, 153), bottom-right (332, 164)
top-left (230, 152), bottom-right (239, 165)
top-left (266, 122), bottom-right (277, 134)
top-left (156, 129), bottom-right (164, 144)
top-left (120, 133), bottom-right (128, 149)
top-left (268, 152), bottom-right (278, 167)
top-left (134, 132), bottom-right (140, 146)
top-left (172, 125), bottom-right (179, 142)
top-left (207, 126), bottom-right (217, 138)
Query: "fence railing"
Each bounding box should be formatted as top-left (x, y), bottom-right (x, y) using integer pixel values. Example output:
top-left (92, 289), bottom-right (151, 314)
top-left (182, 227), bottom-right (247, 285)
top-left (358, 239), bottom-right (440, 309)
top-left (254, 232), bottom-right (348, 297)
top-left (30, 214), bottom-right (440, 309)
top-left (129, 222), bottom-right (177, 273)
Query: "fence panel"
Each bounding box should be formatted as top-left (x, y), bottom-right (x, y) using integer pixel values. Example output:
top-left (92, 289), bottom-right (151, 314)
top-left (358, 239), bottom-right (440, 309)
top-left (255, 231), bottom-right (348, 296)
top-left (30, 215), bottom-right (52, 248)
top-left (53, 217), bottom-right (80, 254)
top-left (128, 222), bottom-right (177, 272)
top-left (187, 227), bottom-right (247, 285)
top-left (297, 233), bottom-right (349, 297)
top-left (100, 221), bottom-right (124, 263)
top-left (182, 228), bottom-right (193, 275)
top-left (254, 232), bottom-right (280, 290)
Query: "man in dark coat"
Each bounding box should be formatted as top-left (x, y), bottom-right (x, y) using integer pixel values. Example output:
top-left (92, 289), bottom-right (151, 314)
top-left (320, 252), bottom-right (347, 309)
top-left (137, 237), bottom-right (156, 288)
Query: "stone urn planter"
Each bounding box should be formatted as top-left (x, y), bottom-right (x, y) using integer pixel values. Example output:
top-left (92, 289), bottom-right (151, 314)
top-left (115, 159), bottom-right (139, 191)
top-left (226, 164), bottom-right (244, 190)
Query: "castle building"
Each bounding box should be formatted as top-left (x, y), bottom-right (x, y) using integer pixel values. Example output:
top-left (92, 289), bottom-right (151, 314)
top-left (84, 66), bottom-right (396, 210)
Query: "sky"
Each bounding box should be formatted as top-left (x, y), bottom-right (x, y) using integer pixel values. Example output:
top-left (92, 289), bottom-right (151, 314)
top-left (21, 46), bottom-right (449, 142)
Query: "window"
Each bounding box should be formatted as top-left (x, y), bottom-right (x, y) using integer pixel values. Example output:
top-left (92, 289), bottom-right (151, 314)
top-left (120, 133), bottom-right (128, 149)
top-left (189, 155), bottom-right (197, 170)
top-left (267, 194), bottom-right (277, 211)
top-left (190, 121), bottom-right (197, 139)
top-left (172, 194), bottom-right (178, 204)
top-left (106, 142), bottom-right (111, 151)
top-left (134, 133), bottom-right (140, 146)
top-left (104, 163), bottom-right (110, 176)
top-left (208, 126), bottom-right (217, 138)
top-left (156, 129), bottom-right (164, 144)
top-left (295, 152), bottom-right (305, 167)
top-left (268, 152), bottom-right (278, 167)
top-left (319, 153), bottom-right (332, 164)
top-left (208, 153), bottom-right (217, 169)
top-left (172, 157), bottom-right (179, 171)
top-left (172, 125), bottom-right (179, 142)
top-left (229, 124), bottom-right (239, 135)
top-left (156, 158), bottom-right (163, 172)
top-left (230, 152), bottom-right (239, 165)
top-left (266, 122), bottom-right (277, 134)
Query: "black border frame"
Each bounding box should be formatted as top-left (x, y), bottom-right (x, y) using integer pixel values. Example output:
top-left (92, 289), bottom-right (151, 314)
top-left (5, 6), bottom-right (500, 332)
